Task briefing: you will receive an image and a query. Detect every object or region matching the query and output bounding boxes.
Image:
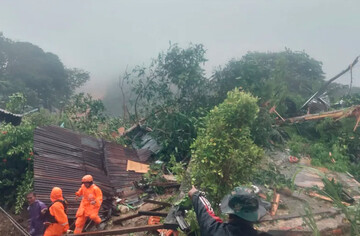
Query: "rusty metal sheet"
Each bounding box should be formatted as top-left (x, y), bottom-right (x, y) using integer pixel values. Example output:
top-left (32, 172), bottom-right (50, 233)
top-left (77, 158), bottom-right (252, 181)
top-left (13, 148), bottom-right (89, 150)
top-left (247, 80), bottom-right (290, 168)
top-left (104, 142), bottom-right (145, 192)
top-left (33, 126), bottom-right (148, 219)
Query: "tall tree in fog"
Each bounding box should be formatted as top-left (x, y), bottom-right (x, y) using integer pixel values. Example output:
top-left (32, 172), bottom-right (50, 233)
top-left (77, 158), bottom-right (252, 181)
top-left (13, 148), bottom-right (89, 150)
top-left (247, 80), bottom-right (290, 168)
top-left (212, 50), bottom-right (325, 117)
top-left (0, 33), bottom-right (89, 109)
top-left (126, 44), bottom-right (213, 161)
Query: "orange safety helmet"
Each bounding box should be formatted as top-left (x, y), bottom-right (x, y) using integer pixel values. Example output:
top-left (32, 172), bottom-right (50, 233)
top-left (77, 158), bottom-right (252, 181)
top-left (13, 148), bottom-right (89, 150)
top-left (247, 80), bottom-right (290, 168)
top-left (82, 175), bottom-right (93, 183)
top-left (50, 187), bottom-right (64, 202)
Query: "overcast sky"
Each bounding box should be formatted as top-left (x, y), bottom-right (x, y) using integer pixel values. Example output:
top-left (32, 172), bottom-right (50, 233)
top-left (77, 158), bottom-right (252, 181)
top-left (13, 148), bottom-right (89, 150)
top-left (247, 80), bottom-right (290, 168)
top-left (1, 0), bottom-right (360, 97)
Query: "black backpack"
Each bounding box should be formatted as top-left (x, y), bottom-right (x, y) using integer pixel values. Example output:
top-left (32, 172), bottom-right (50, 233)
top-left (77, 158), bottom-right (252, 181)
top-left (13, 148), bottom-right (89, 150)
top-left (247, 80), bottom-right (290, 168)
top-left (44, 199), bottom-right (68, 223)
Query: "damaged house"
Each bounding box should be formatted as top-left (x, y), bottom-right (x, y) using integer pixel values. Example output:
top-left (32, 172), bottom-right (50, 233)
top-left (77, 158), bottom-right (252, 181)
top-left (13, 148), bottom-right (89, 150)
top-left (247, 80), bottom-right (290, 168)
top-left (33, 125), bottom-right (153, 219)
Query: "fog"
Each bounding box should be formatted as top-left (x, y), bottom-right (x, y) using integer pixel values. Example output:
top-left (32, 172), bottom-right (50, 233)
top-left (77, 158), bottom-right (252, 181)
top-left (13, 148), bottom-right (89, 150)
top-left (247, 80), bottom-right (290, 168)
top-left (1, 0), bottom-right (360, 98)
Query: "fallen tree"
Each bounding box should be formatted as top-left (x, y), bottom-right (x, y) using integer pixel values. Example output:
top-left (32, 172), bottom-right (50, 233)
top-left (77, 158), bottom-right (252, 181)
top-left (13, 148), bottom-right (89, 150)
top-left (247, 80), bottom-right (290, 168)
top-left (280, 105), bottom-right (360, 131)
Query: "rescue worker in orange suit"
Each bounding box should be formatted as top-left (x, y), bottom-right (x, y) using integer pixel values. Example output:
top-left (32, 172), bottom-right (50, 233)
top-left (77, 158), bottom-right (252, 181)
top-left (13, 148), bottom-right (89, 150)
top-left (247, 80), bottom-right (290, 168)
top-left (74, 174), bottom-right (103, 234)
top-left (43, 187), bottom-right (69, 236)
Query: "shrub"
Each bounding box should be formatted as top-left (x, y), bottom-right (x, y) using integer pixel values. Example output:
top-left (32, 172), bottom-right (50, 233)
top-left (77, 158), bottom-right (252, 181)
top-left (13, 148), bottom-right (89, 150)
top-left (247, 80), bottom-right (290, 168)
top-left (190, 89), bottom-right (263, 206)
top-left (309, 142), bottom-right (349, 172)
top-left (288, 134), bottom-right (309, 156)
top-left (0, 121), bottom-right (35, 212)
top-left (251, 107), bottom-right (278, 147)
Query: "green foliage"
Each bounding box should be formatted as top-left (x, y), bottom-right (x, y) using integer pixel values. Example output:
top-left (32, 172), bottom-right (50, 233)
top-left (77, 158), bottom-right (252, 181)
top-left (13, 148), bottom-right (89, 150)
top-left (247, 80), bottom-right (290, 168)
top-left (0, 93), bottom-right (66, 213)
top-left (0, 93), bottom-right (131, 213)
top-left (295, 168), bottom-right (360, 235)
top-left (251, 107), bottom-right (285, 147)
top-left (149, 111), bottom-right (197, 162)
top-left (184, 209), bottom-right (200, 234)
top-left (288, 134), bottom-right (309, 156)
top-left (190, 89), bottom-right (263, 205)
top-left (64, 93), bottom-right (130, 145)
top-left (0, 121), bottom-right (35, 210)
top-left (287, 132), bottom-right (349, 172)
top-left (0, 33), bottom-right (89, 108)
top-left (25, 108), bottom-right (63, 127)
top-left (309, 142), bottom-right (349, 172)
top-left (127, 43), bottom-right (210, 118)
top-left (173, 196), bottom-right (200, 235)
top-left (65, 68), bottom-right (90, 95)
top-left (141, 162), bottom-right (168, 194)
top-left (251, 164), bottom-right (293, 190)
top-left (349, 162), bottom-right (360, 183)
top-left (341, 93), bottom-right (360, 107)
top-left (169, 155), bottom-right (187, 183)
top-left (126, 43), bottom-right (213, 162)
top-left (315, 118), bottom-right (343, 143)
top-left (323, 178), bottom-right (343, 200)
top-left (286, 117), bottom-right (360, 173)
top-left (302, 203), bottom-right (320, 236)
top-left (65, 93), bottom-right (107, 135)
top-left (212, 50), bottom-right (325, 117)
top-left (6, 92), bottom-right (27, 113)
top-left (15, 169), bottom-right (33, 214)
top-left (318, 172), bottom-right (360, 235)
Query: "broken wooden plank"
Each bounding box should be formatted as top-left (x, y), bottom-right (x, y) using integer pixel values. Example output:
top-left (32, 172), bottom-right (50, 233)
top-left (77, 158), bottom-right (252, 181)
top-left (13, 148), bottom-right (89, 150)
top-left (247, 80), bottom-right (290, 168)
top-left (287, 107), bottom-right (356, 123)
top-left (162, 174), bottom-right (177, 182)
top-left (68, 224), bottom-right (169, 235)
top-left (308, 192), bottom-right (351, 206)
top-left (270, 192), bottom-right (280, 216)
top-left (138, 211), bottom-right (168, 217)
top-left (283, 105), bottom-right (360, 131)
top-left (307, 191), bottom-right (350, 206)
top-left (269, 106), bottom-right (285, 121)
top-left (112, 205), bottom-right (166, 225)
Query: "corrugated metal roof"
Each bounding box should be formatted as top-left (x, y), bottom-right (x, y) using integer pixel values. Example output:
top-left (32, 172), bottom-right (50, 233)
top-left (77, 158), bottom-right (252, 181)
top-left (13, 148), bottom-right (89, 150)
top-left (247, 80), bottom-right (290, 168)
top-left (0, 108), bottom-right (22, 125)
top-left (104, 142), bottom-right (147, 193)
top-left (0, 108), bottom-right (38, 126)
top-left (33, 126), bottom-right (149, 219)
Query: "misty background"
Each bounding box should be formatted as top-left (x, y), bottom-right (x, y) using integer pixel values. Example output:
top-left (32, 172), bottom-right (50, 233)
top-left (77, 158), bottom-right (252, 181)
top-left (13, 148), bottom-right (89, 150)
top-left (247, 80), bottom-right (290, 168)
top-left (1, 0), bottom-right (360, 114)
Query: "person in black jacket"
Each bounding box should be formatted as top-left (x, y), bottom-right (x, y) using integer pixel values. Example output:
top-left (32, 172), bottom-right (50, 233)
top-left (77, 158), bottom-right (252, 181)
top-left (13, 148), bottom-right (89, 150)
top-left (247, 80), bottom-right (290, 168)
top-left (188, 185), bottom-right (272, 236)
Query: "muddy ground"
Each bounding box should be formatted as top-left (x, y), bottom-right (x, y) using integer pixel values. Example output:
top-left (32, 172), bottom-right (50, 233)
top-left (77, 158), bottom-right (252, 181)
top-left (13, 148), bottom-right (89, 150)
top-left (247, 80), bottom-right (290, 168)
top-left (0, 209), bottom-right (28, 236)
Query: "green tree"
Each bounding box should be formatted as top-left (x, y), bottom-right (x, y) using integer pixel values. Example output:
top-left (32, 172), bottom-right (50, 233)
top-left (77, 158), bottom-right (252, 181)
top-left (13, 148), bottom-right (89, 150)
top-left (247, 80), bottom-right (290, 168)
top-left (190, 89), bottom-right (263, 205)
top-left (0, 121), bottom-right (35, 212)
top-left (212, 50), bottom-right (325, 117)
top-left (65, 93), bottom-right (107, 135)
top-left (126, 43), bottom-right (213, 161)
top-left (6, 92), bottom-right (27, 113)
top-left (65, 68), bottom-right (90, 98)
top-left (64, 93), bottom-right (128, 144)
top-left (0, 33), bottom-right (89, 108)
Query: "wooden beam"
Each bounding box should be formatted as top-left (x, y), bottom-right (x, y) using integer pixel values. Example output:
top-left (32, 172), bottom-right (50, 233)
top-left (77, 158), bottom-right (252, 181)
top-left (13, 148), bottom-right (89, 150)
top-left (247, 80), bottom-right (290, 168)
top-left (307, 191), bottom-right (350, 206)
top-left (68, 224), bottom-right (168, 236)
top-left (284, 105), bottom-right (360, 130)
top-left (112, 205), bottom-right (166, 225)
top-left (138, 211), bottom-right (168, 217)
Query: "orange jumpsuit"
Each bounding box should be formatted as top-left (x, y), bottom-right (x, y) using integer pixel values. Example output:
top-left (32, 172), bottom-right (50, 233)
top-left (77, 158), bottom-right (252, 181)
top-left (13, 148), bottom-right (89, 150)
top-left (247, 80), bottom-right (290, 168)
top-left (74, 183), bottom-right (103, 234)
top-left (44, 187), bottom-right (69, 236)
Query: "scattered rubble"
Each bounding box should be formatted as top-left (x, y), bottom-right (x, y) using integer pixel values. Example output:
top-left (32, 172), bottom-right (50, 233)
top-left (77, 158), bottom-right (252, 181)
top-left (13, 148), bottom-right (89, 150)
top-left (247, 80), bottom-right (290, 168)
top-left (255, 149), bottom-right (360, 235)
top-left (28, 125), bottom-right (360, 235)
